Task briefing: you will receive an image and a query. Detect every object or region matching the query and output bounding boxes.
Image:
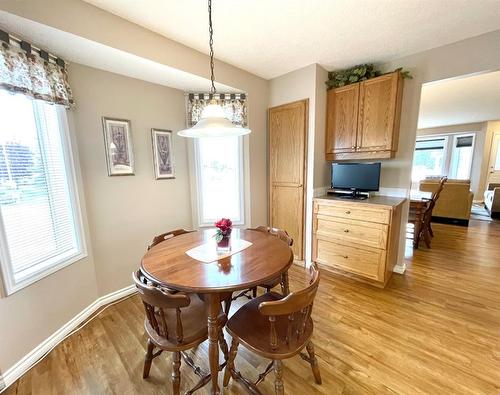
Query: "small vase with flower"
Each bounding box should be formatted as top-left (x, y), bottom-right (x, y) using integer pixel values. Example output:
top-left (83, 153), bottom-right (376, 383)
top-left (214, 218), bottom-right (232, 252)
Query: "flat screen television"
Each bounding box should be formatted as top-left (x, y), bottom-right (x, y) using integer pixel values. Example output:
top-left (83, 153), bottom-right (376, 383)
top-left (331, 162), bottom-right (381, 200)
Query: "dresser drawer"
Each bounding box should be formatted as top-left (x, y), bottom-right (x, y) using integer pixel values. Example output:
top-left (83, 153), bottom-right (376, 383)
top-left (315, 203), bottom-right (390, 224)
top-left (314, 239), bottom-right (385, 281)
top-left (315, 215), bottom-right (388, 249)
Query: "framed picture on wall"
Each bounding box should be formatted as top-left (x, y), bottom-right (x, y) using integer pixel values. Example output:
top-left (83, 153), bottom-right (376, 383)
top-left (102, 117), bottom-right (135, 176)
top-left (151, 128), bottom-right (175, 179)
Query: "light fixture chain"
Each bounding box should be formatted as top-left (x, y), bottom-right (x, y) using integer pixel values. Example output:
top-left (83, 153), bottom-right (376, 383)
top-left (208, 0), bottom-right (216, 94)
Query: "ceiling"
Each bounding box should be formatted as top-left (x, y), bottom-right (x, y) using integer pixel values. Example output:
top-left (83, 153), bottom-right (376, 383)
top-left (83, 0), bottom-right (500, 79)
top-left (418, 70), bottom-right (500, 129)
top-left (0, 11), bottom-right (238, 93)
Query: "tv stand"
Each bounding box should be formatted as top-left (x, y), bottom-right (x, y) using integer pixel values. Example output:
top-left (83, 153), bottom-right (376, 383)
top-left (332, 189), bottom-right (368, 200)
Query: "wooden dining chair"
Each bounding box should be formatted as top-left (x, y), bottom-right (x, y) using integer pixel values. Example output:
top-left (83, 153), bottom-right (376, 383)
top-left (133, 270), bottom-right (228, 395)
top-left (408, 176), bottom-right (447, 248)
top-left (232, 226), bottom-right (293, 302)
top-left (147, 228), bottom-right (196, 250)
top-left (426, 176), bottom-right (447, 238)
top-left (223, 263), bottom-right (322, 394)
top-left (147, 229), bottom-right (233, 315)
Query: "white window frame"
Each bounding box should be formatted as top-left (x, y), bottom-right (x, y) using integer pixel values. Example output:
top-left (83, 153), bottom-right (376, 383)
top-left (188, 136), bottom-right (251, 228)
top-left (0, 103), bottom-right (87, 296)
top-left (413, 131), bottom-right (478, 181)
top-left (412, 135), bottom-right (450, 181)
top-left (449, 133), bottom-right (476, 180)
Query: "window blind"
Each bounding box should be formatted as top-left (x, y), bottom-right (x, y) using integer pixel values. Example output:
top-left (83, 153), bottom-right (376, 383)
top-left (455, 135), bottom-right (473, 148)
top-left (415, 138), bottom-right (446, 151)
top-left (0, 90), bottom-right (82, 290)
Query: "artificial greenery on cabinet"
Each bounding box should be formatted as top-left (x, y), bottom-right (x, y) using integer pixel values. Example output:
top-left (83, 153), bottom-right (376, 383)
top-left (326, 64), bottom-right (412, 90)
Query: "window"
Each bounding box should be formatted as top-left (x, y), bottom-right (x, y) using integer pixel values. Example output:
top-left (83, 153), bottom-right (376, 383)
top-left (194, 136), bottom-right (245, 227)
top-left (412, 137), bottom-right (448, 182)
top-left (0, 91), bottom-right (85, 295)
top-left (449, 134), bottom-right (475, 179)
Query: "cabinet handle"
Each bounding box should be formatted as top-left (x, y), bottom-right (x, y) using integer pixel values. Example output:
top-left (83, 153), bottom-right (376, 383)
top-left (356, 146), bottom-right (361, 149)
top-left (351, 146), bottom-right (355, 149)
top-left (345, 210), bottom-right (351, 214)
top-left (344, 229), bottom-right (349, 233)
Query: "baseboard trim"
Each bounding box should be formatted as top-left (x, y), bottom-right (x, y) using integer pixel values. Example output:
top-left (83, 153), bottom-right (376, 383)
top-left (1, 284), bottom-right (136, 390)
top-left (393, 262), bottom-right (407, 274)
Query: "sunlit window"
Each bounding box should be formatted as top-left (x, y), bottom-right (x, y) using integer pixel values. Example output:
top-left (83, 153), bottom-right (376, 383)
top-left (0, 91), bottom-right (85, 295)
top-left (449, 134), bottom-right (475, 179)
top-left (195, 136), bottom-right (244, 226)
top-left (411, 137), bottom-right (447, 182)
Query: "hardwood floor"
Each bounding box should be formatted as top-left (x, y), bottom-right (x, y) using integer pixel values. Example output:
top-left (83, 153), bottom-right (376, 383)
top-left (4, 219), bottom-right (500, 394)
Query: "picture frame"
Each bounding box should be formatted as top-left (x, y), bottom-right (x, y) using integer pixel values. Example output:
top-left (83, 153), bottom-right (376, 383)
top-left (151, 128), bottom-right (175, 179)
top-left (102, 117), bottom-right (135, 176)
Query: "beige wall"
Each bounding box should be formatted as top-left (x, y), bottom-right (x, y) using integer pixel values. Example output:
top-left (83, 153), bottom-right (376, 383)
top-left (68, 63), bottom-right (193, 295)
top-left (417, 122), bottom-right (486, 197)
top-left (314, 65), bottom-right (330, 189)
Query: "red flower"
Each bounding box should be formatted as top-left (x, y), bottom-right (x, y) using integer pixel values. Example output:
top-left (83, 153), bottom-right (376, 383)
top-left (215, 218), bottom-right (232, 235)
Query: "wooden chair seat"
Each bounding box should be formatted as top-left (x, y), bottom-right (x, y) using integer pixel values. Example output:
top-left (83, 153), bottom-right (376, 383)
top-left (134, 270), bottom-right (229, 395)
top-left (145, 294), bottom-right (222, 351)
top-left (226, 292), bottom-right (313, 359)
top-left (224, 264), bottom-right (321, 394)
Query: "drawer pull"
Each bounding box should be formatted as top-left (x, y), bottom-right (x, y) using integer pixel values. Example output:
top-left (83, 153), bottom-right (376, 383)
top-left (345, 210), bottom-right (351, 214)
top-left (344, 229), bottom-right (349, 233)
top-left (343, 255), bottom-right (348, 259)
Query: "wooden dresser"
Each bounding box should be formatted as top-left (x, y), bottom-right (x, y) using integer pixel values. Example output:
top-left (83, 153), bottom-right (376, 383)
top-left (312, 195), bottom-right (406, 288)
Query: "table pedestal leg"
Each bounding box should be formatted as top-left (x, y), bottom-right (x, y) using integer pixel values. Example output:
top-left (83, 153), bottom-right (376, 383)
top-left (207, 293), bottom-right (221, 394)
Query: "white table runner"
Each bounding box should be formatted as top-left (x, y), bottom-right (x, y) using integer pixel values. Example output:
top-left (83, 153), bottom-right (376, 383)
top-left (185, 239), bottom-right (253, 263)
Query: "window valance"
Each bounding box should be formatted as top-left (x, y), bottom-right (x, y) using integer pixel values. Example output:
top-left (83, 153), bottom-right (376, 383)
top-left (186, 93), bottom-right (247, 128)
top-left (0, 40), bottom-right (74, 108)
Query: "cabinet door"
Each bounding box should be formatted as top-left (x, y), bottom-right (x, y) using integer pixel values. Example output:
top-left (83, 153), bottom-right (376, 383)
top-left (326, 84), bottom-right (359, 155)
top-left (357, 72), bottom-right (399, 152)
top-left (269, 100), bottom-right (308, 260)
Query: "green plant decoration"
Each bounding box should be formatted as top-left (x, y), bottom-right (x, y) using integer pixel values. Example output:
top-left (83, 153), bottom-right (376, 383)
top-left (326, 64), bottom-right (412, 90)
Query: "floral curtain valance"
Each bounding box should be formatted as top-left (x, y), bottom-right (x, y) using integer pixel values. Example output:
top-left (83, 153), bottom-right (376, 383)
top-left (0, 41), bottom-right (74, 108)
top-left (186, 93), bottom-right (248, 128)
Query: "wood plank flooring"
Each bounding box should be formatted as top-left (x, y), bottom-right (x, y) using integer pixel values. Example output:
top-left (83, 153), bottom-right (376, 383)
top-left (4, 219), bottom-right (500, 394)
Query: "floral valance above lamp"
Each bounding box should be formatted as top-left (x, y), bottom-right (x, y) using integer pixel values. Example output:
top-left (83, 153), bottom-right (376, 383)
top-left (186, 93), bottom-right (248, 129)
top-left (0, 30), bottom-right (74, 108)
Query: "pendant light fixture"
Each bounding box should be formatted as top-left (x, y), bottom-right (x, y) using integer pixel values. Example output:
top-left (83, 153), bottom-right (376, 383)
top-left (178, 0), bottom-right (251, 138)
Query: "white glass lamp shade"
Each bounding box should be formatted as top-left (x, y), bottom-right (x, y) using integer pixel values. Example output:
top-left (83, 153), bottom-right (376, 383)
top-left (178, 102), bottom-right (251, 138)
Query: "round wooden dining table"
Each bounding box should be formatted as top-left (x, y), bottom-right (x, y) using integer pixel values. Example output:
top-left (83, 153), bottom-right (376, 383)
top-left (141, 228), bottom-right (294, 395)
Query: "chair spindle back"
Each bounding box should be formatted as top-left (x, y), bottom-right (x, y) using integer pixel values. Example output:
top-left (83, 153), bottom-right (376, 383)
top-left (258, 264), bottom-right (320, 349)
top-left (249, 226), bottom-right (293, 246)
top-left (148, 229), bottom-right (195, 250)
top-left (133, 270), bottom-right (191, 344)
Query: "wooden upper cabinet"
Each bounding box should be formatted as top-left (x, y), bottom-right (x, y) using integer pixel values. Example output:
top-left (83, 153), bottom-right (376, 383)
top-left (326, 84), bottom-right (359, 156)
top-left (357, 72), bottom-right (400, 153)
top-left (325, 71), bottom-right (404, 160)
